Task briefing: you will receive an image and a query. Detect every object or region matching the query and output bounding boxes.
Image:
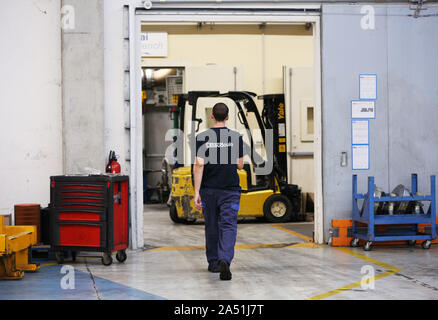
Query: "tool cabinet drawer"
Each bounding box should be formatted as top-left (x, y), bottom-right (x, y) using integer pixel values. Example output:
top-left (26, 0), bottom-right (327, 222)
top-left (54, 183), bottom-right (107, 206)
top-left (57, 222), bottom-right (106, 248)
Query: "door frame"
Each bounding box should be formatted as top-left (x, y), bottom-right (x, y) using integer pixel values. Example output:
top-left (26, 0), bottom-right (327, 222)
top-left (131, 6), bottom-right (324, 245)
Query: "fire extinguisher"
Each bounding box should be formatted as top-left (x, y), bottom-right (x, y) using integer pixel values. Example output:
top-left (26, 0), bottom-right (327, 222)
top-left (106, 150), bottom-right (121, 174)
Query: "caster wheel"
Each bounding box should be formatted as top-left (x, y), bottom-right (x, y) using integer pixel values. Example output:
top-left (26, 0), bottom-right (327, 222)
top-left (71, 251), bottom-right (77, 262)
top-left (364, 241), bottom-right (373, 251)
top-left (55, 251), bottom-right (64, 264)
top-left (350, 238), bottom-right (359, 248)
top-left (116, 250), bottom-right (127, 263)
top-left (407, 240), bottom-right (416, 247)
top-left (102, 253), bottom-right (113, 266)
top-left (422, 240), bottom-right (431, 250)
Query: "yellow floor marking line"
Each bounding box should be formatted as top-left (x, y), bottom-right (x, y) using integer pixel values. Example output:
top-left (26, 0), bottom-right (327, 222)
top-left (335, 247), bottom-right (402, 273)
top-left (236, 243), bottom-right (289, 250)
top-left (307, 270), bottom-right (396, 300)
top-left (307, 247), bottom-right (402, 300)
top-left (39, 262), bottom-right (58, 268)
top-left (284, 242), bottom-right (321, 248)
top-left (146, 224), bottom-right (318, 252)
top-left (146, 242), bottom-right (301, 252)
top-left (40, 256), bottom-right (103, 267)
top-left (147, 245), bottom-right (205, 252)
top-left (271, 224), bottom-right (313, 242)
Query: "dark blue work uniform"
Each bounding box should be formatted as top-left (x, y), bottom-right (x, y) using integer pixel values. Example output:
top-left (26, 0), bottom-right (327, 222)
top-left (196, 127), bottom-right (243, 267)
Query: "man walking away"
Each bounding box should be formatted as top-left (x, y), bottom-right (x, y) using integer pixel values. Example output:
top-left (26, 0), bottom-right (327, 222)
top-left (193, 102), bottom-right (244, 281)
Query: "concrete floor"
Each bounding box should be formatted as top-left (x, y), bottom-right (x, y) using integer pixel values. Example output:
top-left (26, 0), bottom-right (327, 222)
top-left (1, 203), bottom-right (438, 300)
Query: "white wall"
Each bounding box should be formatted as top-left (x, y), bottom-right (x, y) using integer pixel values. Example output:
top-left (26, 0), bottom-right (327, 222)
top-left (0, 0), bottom-right (63, 216)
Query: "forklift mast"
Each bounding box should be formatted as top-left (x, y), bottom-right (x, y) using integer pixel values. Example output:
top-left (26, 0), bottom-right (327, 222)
top-left (258, 94), bottom-right (288, 181)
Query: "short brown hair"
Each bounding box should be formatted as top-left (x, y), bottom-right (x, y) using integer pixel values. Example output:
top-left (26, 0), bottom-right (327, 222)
top-left (212, 103), bottom-right (229, 121)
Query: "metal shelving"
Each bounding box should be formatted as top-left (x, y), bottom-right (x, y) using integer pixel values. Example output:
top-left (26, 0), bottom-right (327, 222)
top-left (351, 174), bottom-right (436, 251)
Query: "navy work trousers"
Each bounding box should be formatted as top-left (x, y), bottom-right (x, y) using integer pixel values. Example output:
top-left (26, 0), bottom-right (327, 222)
top-left (200, 188), bottom-right (241, 266)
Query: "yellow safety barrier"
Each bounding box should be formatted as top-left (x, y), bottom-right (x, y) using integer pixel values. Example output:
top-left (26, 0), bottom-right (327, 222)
top-left (0, 216), bottom-right (39, 280)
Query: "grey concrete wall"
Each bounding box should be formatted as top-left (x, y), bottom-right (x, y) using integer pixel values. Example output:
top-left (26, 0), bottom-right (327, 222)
top-left (62, 0), bottom-right (105, 173)
top-left (387, 6), bottom-right (438, 189)
top-left (321, 4), bottom-right (438, 240)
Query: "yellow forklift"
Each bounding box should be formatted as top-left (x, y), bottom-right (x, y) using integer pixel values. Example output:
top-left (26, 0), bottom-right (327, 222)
top-left (168, 91), bottom-right (302, 223)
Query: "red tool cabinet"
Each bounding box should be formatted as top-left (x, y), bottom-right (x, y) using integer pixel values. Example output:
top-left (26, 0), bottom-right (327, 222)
top-left (49, 175), bottom-right (129, 266)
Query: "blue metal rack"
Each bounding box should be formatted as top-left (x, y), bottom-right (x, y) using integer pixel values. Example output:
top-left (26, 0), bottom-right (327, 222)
top-left (351, 174), bottom-right (436, 251)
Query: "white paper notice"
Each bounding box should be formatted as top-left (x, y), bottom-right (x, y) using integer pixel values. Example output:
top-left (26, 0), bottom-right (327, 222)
top-left (351, 100), bottom-right (375, 119)
top-left (352, 120), bottom-right (369, 145)
top-left (359, 74), bottom-right (377, 100)
top-left (141, 32), bottom-right (168, 57)
top-left (352, 145), bottom-right (369, 170)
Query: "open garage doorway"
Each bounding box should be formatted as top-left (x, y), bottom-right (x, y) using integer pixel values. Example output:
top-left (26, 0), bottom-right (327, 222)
top-left (135, 10), bottom-right (323, 245)
top-left (142, 67), bottom-right (183, 205)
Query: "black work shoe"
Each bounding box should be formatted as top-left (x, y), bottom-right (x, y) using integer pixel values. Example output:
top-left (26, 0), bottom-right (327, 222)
top-left (208, 264), bottom-right (220, 273)
top-left (218, 260), bottom-right (232, 280)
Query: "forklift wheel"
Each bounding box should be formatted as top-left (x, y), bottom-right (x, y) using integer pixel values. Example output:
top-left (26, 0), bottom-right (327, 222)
top-left (263, 194), bottom-right (293, 223)
top-left (169, 202), bottom-right (188, 224)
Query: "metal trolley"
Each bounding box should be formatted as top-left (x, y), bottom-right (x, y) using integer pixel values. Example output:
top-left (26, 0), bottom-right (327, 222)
top-left (351, 174), bottom-right (436, 251)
